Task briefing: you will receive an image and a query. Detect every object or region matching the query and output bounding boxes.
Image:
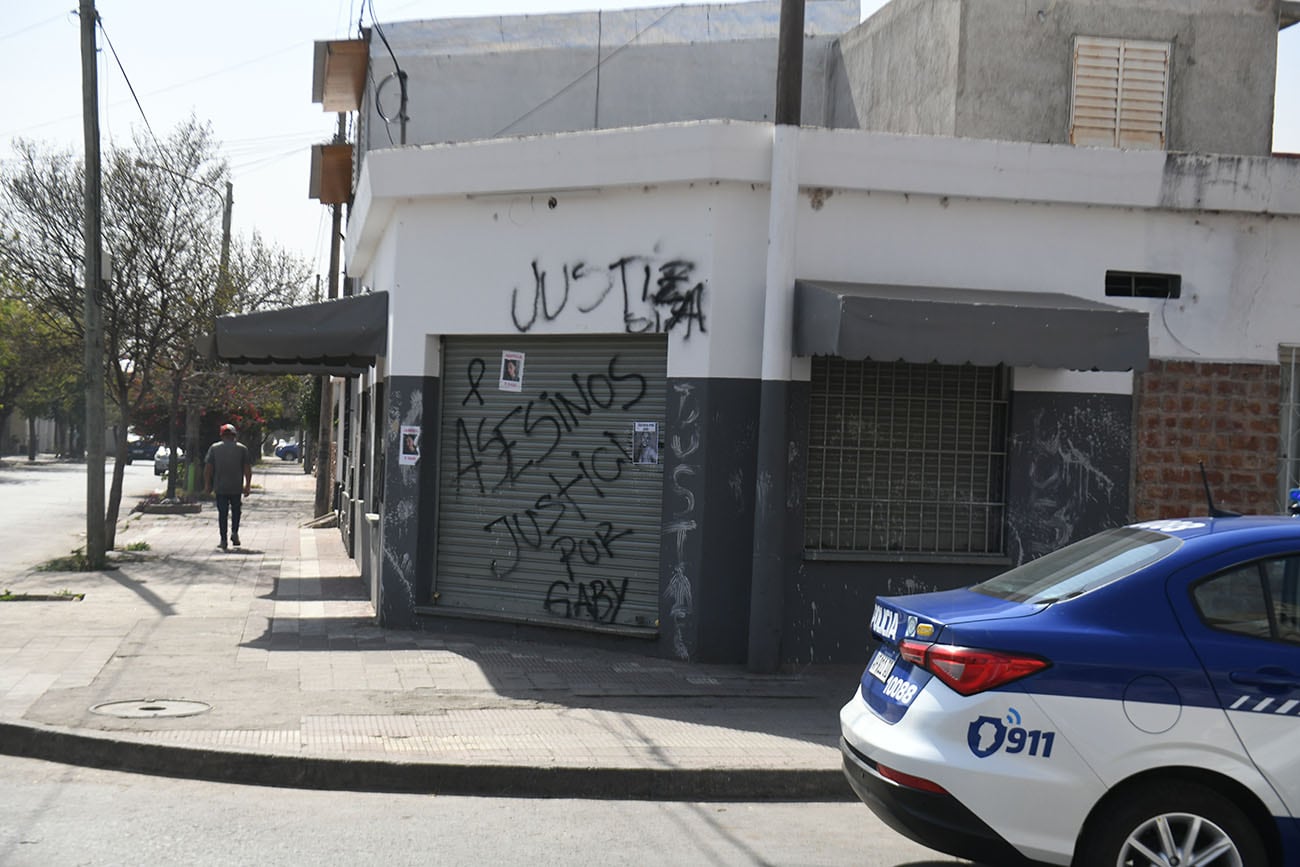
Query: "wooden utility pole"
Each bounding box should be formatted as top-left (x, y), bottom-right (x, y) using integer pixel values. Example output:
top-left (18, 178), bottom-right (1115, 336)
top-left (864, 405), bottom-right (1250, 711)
top-left (314, 113), bottom-right (347, 517)
top-left (80, 0), bottom-right (106, 569)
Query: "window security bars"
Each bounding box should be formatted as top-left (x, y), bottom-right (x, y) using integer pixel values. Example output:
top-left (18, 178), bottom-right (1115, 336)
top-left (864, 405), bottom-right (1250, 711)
top-left (806, 359), bottom-right (1009, 556)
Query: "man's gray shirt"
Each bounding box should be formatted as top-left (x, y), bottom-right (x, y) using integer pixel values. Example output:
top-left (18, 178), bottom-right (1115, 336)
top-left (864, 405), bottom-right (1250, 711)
top-left (205, 440), bottom-right (250, 495)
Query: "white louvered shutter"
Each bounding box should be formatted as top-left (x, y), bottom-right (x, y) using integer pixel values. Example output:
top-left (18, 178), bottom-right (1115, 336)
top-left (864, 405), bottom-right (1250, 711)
top-left (1071, 36), bottom-right (1170, 149)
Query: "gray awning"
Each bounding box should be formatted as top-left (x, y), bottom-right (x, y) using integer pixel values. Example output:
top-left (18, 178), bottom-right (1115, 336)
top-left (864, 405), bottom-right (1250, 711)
top-left (200, 291), bottom-right (388, 376)
top-left (794, 281), bottom-right (1148, 371)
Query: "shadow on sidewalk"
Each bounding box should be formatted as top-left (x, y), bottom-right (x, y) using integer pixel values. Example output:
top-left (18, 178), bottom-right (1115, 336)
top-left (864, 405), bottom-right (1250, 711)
top-left (104, 568), bottom-right (177, 617)
top-left (238, 572), bottom-right (856, 748)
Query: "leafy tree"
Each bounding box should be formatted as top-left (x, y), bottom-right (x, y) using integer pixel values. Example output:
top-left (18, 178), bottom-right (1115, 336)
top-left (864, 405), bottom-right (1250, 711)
top-left (14, 320), bottom-right (83, 460)
top-left (0, 118), bottom-right (311, 544)
top-left (0, 296), bottom-right (43, 452)
top-left (0, 278), bottom-right (79, 458)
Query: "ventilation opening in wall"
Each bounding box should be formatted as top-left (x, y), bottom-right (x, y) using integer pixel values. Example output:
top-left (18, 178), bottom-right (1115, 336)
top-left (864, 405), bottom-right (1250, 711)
top-left (1105, 270), bottom-right (1181, 299)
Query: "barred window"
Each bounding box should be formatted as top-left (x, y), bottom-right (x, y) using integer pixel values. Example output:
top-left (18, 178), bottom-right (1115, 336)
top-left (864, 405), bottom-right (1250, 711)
top-left (805, 359), bottom-right (1009, 556)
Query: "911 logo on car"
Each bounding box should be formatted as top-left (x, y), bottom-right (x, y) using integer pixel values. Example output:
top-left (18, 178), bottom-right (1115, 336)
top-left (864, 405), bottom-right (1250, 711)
top-left (966, 709), bottom-right (1055, 759)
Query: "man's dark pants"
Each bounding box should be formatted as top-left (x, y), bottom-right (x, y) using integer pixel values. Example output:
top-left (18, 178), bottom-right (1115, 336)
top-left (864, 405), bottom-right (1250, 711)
top-left (215, 493), bottom-right (242, 545)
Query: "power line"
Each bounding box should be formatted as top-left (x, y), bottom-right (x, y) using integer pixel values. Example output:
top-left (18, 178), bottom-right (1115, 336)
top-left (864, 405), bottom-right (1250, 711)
top-left (0, 34), bottom-right (320, 142)
top-left (0, 11), bottom-right (69, 43)
top-left (492, 4), bottom-right (680, 137)
top-left (229, 143), bottom-right (310, 174)
top-left (94, 17), bottom-right (162, 151)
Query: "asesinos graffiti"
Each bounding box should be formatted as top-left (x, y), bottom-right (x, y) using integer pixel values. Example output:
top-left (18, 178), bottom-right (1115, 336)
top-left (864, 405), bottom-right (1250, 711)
top-left (511, 255), bottom-right (707, 337)
top-left (455, 353), bottom-right (653, 625)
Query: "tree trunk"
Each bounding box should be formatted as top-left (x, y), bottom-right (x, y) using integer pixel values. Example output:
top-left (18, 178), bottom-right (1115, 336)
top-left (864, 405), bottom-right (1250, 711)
top-left (185, 403), bottom-right (199, 494)
top-left (104, 393), bottom-right (131, 551)
top-left (26, 416), bottom-right (36, 462)
top-left (0, 407), bottom-right (12, 456)
top-left (165, 370), bottom-right (181, 499)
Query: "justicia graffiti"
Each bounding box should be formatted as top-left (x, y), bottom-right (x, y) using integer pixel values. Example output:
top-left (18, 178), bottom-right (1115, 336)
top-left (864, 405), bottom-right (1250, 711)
top-left (510, 254), bottom-right (707, 337)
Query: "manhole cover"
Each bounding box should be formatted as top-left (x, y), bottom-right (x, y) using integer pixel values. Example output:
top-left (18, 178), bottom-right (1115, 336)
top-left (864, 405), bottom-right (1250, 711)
top-left (90, 699), bottom-right (212, 719)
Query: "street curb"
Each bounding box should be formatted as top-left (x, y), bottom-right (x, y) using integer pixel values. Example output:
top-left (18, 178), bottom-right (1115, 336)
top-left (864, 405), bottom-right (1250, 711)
top-left (0, 721), bottom-right (855, 802)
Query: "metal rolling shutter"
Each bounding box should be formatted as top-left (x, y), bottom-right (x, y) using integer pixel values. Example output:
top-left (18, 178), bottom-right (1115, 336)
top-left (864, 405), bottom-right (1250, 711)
top-left (435, 335), bottom-right (666, 631)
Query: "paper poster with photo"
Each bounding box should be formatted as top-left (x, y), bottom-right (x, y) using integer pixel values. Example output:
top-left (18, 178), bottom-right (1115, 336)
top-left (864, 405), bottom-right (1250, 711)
top-left (633, 421), bottom-right (659, 465)
top-left (399, 425), bottom-right (421, 465)
top-left (499, 350), bottom-right (525, 392)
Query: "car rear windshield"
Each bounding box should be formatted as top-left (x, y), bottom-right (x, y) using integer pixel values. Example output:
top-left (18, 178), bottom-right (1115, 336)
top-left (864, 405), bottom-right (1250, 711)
top-left (972, 527), bottom-right (1182, 604)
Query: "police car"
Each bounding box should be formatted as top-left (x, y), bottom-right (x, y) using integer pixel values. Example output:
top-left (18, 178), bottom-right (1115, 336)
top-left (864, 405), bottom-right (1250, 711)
top-left (840, 516), bottom-right (1300, 866)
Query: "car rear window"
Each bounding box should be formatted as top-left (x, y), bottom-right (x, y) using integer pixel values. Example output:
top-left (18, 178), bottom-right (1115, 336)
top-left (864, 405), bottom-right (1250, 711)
top-left (972, 527), bottom-right (1181, 604)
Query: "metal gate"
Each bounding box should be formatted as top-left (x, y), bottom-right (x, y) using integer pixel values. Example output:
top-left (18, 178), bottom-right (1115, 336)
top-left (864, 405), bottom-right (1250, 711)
top-left (435, 335), bottom-right (666, 631)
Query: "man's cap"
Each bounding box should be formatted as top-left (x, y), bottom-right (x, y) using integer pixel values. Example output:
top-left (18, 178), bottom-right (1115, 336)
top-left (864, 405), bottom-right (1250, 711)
top-left (220, 424), bottom-right (237, 436)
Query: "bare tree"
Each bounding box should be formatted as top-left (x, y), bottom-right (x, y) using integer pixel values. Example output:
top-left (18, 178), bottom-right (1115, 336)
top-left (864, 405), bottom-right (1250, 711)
top-left (226, 231), bottom-right (312, 314)
top-left (0, 118), bottom-right (271, 547)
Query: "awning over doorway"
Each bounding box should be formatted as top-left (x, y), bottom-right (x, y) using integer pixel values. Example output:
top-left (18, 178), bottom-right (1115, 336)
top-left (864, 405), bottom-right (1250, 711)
top-left (199, 291), bottom-right (388, 377)
top-left (794, 281), bottom-right (1148, 371)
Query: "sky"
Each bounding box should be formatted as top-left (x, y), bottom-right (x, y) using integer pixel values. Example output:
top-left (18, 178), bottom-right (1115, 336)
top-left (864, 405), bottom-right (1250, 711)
top-left (1, 0), bottom-right (1296, 283)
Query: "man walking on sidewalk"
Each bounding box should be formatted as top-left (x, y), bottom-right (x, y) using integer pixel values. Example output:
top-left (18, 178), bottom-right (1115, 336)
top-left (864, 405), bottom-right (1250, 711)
top-left (204, 423), bottom-right (252, 550)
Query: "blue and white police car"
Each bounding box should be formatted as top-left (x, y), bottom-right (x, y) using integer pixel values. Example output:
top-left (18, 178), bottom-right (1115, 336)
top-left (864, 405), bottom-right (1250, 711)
top-left (840, 516), bottom-right (1300, 866)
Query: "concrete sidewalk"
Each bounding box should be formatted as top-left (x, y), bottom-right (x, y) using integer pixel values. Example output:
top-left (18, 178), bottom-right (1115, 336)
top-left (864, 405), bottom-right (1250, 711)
top-left (0, 460), bottom-right (859, 800)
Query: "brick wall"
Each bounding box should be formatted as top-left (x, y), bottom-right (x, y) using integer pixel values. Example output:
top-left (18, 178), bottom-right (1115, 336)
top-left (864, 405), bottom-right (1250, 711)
top-left (1134, 360), bottom-right (1280, 519)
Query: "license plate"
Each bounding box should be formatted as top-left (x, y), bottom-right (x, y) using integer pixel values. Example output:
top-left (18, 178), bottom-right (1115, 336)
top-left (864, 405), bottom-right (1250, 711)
top-left (867, 647), bottom-right (896, 684)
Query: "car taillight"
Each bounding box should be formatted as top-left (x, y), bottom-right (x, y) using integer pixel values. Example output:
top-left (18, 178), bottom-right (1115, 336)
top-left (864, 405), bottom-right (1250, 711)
top-left (876, 762), bottom-right (949, 795)
top-left (898, 638), bottom-right (1048, 696)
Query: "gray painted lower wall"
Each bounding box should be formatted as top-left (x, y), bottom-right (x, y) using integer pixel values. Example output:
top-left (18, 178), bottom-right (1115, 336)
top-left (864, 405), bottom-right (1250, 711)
top-left (378, 374), bottom-right (441, 629)
top-left (659, 377), bottom-right (761, 664)
top-left (375, 373), bottom-right (1134, 669)
top-left (782, 388), bottom-right (1135, 665)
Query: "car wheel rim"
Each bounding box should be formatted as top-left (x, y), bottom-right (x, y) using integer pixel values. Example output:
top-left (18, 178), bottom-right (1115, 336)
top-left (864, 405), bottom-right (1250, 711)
top-left (1118, 811), bottom-right (1241, 867)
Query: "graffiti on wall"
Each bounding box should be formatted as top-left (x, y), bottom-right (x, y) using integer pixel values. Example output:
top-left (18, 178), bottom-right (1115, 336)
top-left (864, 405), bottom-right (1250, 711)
top-left (454, 353), bottom-right (653, 624)
top-left (381, 384), bottom-right (423, 621)
top-left (1008, 404), bottom-right (1122, 563)
top-left (664, 381), bottom-right (702, 660)
top-left (510, 255), bottom-right (707, 337)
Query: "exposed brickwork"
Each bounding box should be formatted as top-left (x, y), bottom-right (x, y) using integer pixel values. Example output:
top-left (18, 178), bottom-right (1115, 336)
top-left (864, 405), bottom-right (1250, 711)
top-left (1134, 360), bottom-right (1280, 519)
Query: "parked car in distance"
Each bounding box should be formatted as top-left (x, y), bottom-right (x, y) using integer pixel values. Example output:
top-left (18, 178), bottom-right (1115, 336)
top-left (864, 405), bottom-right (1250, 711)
top-left (275, 441), bottom-right (301, 461)
top-left (154, 446), bottom-right (183, 476)
top-left (125, 437), bottom-right (159, 464)
top-left (840, 515), bottom-right (1300, 867)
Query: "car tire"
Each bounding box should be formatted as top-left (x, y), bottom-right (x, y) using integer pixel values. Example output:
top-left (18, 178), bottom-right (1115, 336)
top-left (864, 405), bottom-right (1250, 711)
top-left (1075, 780), bottom-right (1268, 867)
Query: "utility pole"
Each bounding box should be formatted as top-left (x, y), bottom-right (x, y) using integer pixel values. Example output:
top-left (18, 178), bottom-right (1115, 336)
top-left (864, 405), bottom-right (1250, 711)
top-left (187, 178), bottom-right (233, 493)
top-left (217, 180), bottom-right (233, 312)
top-left (748, 0), bottom-right (804, 673)
top-left (314, 113), bottom-right (346, 517)
top-left (80, 0), bottom-right (106, 570)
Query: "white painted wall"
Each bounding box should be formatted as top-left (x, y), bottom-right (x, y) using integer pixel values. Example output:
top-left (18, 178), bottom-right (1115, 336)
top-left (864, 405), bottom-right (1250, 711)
top-left (792, 187), bottom-right (1300, 364)
top-left (350, 121), bottom-right (1300, 384)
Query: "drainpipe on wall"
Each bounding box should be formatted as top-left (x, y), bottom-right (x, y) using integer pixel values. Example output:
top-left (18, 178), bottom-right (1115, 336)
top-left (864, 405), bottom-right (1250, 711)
top-left (748, 0), bottom-right (804, 674)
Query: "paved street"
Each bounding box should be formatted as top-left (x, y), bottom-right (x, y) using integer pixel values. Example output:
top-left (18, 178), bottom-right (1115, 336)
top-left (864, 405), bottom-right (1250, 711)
top-left (0, 754), bottom-right (967, 867)
top-left (0, 458), bottom-right (155, 574)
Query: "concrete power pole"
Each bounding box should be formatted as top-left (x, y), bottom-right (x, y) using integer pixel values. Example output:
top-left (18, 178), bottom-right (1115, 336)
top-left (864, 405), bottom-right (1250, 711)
top-left (80, 0), bottom-right (107, 570)
top-left (748, 0), bottom-right (804, 673)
